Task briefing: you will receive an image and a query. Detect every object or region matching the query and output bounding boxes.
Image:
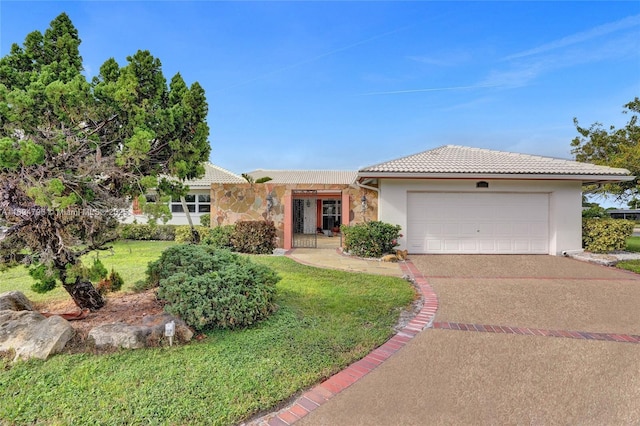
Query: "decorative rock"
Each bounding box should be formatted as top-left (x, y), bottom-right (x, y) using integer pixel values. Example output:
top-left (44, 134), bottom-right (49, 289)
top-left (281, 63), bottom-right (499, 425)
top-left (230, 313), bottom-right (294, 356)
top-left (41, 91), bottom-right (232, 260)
top-left (141, 313), bottom-right (194, 344)
top-left (0, 310), bottom-right (74, 361)
top-left (88, 323), bottom-right (150, 350)
top-left (87, 314), bottom-right (194, 351)
top-left (0, 290), bottom-right (34, 312)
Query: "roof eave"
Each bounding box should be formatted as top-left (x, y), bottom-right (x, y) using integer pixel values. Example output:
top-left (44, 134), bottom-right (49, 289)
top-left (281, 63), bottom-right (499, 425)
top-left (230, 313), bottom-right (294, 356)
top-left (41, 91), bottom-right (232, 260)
top-left (357, 172), bottom-right (635, 183)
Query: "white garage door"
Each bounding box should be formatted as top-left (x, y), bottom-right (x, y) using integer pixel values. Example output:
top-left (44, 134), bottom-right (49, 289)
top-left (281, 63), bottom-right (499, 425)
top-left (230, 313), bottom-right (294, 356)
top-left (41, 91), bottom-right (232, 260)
top-left (407, 192), bottom-right (549, 254)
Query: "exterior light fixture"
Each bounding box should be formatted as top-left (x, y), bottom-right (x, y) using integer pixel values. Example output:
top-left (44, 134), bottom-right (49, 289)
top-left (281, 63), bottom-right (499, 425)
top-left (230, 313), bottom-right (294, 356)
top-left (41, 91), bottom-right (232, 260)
top-left (306, 199), bottom-right (311, 208)
top-left (266, 193), bottom-right (274, 213)
top-left (165, 320), bottom-right (175, 346)
top-left (361, 195), bottom-right (367, 220)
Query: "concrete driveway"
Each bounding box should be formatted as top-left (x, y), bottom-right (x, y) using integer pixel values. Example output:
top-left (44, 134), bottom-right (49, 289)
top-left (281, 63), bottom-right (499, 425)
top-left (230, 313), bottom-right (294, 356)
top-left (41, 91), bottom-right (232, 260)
top-left (295, 255), bottom-right (640, 425)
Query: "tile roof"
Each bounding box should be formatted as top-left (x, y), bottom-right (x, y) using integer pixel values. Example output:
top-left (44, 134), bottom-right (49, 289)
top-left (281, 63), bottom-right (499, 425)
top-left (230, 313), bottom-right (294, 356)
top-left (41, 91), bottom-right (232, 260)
top-left (186, 163), bottom-right (245, 187)
top-left (359, 145), bottom-right (632, 177)
top-left (247, 169), bottom-right (358, 185)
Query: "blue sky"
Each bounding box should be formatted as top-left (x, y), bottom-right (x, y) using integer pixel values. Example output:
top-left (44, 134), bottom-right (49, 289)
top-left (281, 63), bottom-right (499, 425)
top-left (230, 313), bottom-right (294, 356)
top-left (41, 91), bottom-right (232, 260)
top-left (1, 1), bottom-right (639, 178)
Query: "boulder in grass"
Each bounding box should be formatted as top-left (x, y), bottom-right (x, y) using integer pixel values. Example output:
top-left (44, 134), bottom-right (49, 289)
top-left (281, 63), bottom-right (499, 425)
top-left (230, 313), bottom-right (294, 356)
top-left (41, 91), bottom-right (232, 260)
top-left (0, 310), bottom-right (74, 361)
top-left (0, 291), bottom-right (34, 312)
top-left (87, 314), bottom-right (193, 350)
top-left (88, 323), bottom-right (150, 350)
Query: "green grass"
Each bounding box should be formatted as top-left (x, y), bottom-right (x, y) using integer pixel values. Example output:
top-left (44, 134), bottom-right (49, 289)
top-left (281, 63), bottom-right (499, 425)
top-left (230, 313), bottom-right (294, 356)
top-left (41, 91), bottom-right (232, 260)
top-left (616, 236), bottom-right (640, 274)
top-left (0, 246), bottom-right (416, 425)
top-left (625, 236), bottom-right (640, 253)
top-left (0, 240), bottom-right (175, 303)
top-left (616, 260), bottom-right (640, 274)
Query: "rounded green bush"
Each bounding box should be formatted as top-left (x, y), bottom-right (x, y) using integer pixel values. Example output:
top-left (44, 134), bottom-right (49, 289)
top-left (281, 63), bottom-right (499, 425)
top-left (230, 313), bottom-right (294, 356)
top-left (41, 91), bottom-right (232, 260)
top-left (146, 244), bottom-right (232, 287)
top-left (152, 245), bottom-right (280, 330)
top-left (341, 221), bottom-right (402, 258)
top-left (201, 225), bottom-right (235, 249)
top-left (582, 218), bottom-right (634, 253)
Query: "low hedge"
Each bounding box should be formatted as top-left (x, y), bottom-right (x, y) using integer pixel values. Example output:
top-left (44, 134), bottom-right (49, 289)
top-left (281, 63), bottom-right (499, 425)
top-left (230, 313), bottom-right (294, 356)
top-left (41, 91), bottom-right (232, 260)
top-left (230, 221), bottom-right (276, 254)
top-left (202, 224), bottom-right (235, 249)
top-left (118, 223), bottom-right (176, 241)
top-left (582, 218), bottom-right (634, 253)
top-left (118, 222), bottom-right (273, 254)
top-left (174, 225), bottom-right (210, 244)
top-left (341, 221), bottom-right (402, 258)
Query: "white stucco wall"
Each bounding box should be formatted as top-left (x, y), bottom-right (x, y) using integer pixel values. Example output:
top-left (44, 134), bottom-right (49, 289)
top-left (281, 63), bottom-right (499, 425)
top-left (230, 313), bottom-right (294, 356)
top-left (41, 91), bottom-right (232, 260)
top-left (377, 179), bottom-right (583, 256)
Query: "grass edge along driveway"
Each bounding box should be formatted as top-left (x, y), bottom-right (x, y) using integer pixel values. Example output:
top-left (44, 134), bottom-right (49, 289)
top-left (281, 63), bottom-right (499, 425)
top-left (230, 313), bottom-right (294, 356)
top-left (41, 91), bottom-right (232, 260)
top-left (0, 251), bottom-right (416, 426)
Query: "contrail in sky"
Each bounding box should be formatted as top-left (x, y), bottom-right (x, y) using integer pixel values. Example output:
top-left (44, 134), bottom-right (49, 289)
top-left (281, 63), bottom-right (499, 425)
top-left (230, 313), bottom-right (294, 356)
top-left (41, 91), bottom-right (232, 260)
top-left (357, 83), bottom-right (502, 96)
top-left (504, 14), bottom-right (640, 60)
top-left (211, 24), bottom-right (414, 94)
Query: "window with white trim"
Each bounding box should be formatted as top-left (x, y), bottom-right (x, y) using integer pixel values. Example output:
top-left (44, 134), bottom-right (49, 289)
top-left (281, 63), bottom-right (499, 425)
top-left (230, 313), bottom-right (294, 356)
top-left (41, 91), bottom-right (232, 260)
top-left (170, 194), bottom-right (210, 213)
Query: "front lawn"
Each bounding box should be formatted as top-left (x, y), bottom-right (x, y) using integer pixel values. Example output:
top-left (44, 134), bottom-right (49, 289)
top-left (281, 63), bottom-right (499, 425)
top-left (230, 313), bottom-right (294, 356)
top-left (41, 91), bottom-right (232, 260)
top-left (0, 246), bottom-right (416, 425)
top-left (616, 260), bottom-right (640, 274)
top-left (0, 240), bottom-right (176, 303)
top-left (625, 236), bottom-right (640, 252)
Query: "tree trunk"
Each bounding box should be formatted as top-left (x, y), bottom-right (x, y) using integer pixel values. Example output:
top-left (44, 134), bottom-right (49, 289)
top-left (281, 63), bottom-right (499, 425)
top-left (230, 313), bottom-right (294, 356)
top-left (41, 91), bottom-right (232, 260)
top-left (180, 196), bottom-right (200, 243)
top-left (63, 277), bottom-right (105, 311)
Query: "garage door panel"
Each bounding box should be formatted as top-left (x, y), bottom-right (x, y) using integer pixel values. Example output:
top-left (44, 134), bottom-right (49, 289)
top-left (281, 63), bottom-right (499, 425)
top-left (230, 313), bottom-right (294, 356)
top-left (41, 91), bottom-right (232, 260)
top-left (512, 223), bottom-right (532, 236)
top-left (459, 223), bottom-right (476, 236)
top-left (475, 206), bottom-right (493, 217)
top-left (530, 222), bottom-right (547, 235)
top-left (495, 224), bottom-right (512, 236)
top-left (496, 240), bottom-right (512, 251)
top-left (514, 240), bottom-right (531, 251)
top-left (444, 240), bottom-right (462, 251)
top-left (480, 223), bottom-right (495, 234)
top-left (426, 224), bottom-right (443, 235)
top-left (426, 240), bottom-right (442, 251)
top-left (407, 192), bottom-right (549, 254)
top-left (479, 240), bottom-right (496, 251)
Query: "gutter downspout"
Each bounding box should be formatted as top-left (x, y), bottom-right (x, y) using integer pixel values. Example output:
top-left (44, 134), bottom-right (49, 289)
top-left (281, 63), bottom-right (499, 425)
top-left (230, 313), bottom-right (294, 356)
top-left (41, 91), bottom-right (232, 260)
top-left (355, 177), bottom-right (380, 195)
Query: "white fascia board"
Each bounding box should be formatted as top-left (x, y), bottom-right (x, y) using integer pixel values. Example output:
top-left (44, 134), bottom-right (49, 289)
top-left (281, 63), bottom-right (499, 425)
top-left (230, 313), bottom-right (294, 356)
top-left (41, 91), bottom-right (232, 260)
top-left (357, 172), bottom-right (635, 182)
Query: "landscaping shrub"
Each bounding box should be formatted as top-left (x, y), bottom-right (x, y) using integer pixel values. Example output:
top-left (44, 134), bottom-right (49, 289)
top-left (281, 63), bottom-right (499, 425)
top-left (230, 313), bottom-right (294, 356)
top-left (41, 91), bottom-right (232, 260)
top-left (582, 205), bottom-right (607, 218)
top-left (152, 245), bottom-right (280, 330)
top-left (96, 269), bottom-right (125, 295)
top-left (199, 213), bottom-right (211, 227)
top-left (582, 218), bottom-right (634, 253)
top-left (118, 223), bottom-right (176, 241)
top-left (341, 221), bottom-right (402, 258)
top-left (28, 264), bottom-right (57, 293)
top-left (145, 244), bottom-right (226, 287)
top-left (88, 258), bottom-right (108, 282)
top-left (175, 225), bottom-right (205, 243)
top-left (230, 221), bottom-right (276, 254)
top-left (202, 224), bottom-right (236, 249)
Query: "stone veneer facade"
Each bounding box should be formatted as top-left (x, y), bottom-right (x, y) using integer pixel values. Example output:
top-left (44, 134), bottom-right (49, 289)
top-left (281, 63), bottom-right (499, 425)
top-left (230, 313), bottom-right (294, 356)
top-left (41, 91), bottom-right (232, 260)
top-left (210, 183), bottom-right (378, 249)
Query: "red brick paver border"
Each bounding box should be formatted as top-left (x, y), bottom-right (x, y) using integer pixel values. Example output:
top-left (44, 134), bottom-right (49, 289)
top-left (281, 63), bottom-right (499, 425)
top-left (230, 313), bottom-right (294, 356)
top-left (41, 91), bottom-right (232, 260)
top-left (246, 260), bottom-right (438, 426)
top-left (433, 322), bottom-right (640, 343)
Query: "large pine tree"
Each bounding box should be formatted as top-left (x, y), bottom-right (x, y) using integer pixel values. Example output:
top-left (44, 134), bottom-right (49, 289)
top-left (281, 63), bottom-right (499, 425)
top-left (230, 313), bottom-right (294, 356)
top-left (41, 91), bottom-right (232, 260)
top-left (0, 13), bottom-right (211, 310)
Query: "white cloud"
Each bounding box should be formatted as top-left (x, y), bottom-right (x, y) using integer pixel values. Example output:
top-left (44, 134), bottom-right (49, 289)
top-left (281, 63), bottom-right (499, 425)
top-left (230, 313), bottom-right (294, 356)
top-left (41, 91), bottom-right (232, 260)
top-left (505, 14), bottom-right (640, 60)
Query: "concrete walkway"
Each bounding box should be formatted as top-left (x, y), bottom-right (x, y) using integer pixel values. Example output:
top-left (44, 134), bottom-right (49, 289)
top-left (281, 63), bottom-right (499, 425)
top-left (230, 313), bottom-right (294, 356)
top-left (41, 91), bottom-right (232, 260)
top-left (286, 248), bottom-right (402, 277)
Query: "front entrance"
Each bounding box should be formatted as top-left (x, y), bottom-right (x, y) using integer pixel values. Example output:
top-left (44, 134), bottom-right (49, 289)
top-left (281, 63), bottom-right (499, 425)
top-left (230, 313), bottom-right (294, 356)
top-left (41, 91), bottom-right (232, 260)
top-left (291, 190), bottom-right (343, 249)
top-left (292, 190), bottom-right (318, 248)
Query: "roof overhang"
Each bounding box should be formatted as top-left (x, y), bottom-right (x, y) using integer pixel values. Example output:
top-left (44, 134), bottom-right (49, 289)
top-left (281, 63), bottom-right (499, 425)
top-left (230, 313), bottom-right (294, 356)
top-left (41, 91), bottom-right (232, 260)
top-left (357, 172), bottom-right (636, 183)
